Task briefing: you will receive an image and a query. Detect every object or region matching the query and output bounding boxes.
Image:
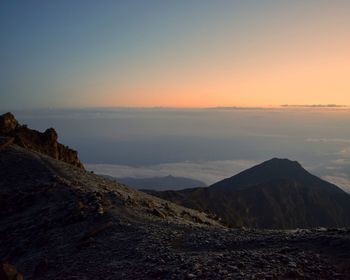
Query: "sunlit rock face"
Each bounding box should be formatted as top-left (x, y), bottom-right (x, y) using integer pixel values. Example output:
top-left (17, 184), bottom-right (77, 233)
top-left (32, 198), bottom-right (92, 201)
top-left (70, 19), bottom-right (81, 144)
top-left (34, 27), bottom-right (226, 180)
top-left (0, 112), bottom-right (84, 169)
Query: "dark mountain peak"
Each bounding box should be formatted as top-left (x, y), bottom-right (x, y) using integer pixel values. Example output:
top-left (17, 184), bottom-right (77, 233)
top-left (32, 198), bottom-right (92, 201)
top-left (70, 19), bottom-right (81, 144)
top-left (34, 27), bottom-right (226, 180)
top-left (210, 157), bottom-right (329, 191)
top-left (250, 157), bottom-right (305, 174)
top-left (265, 157), bottom-right (302, 167)
top-left (0, 112), bottom-right (84, 169)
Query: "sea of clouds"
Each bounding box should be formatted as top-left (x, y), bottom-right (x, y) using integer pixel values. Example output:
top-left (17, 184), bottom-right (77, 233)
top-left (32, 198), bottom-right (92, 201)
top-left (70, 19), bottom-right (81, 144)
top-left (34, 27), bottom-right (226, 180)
top-left (11, 107), bottom-right (350, 193)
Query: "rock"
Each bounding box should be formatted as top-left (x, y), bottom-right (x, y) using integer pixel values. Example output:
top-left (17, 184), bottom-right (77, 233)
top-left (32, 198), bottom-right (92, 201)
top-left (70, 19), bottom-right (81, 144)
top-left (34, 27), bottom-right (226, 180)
top-left (0, 112), bottom-right (84, 168)
top-left (284, 269), bottom-right (304, 278)
top-left (0, 262), bottom-right (24, 280)
top-left (80, 222), bottom-right (114, 242)
top-left (152, 208), bottom-right (166, 219)
top-left (0, 113), bottom-right (19, 134)
top-left (0, 137), bottom-right (14, 151)
top-left (44, 128), bottom-right (58, 143)
top-left (33, 258), bottom-right (49, 277)
top-left (143, 200), bottom-right (155, 209)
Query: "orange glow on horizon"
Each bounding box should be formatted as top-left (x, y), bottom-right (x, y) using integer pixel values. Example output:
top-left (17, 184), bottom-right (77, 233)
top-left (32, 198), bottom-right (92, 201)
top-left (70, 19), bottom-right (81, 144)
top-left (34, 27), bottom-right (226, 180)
top-left (75, 13), bottom-right (350, 109)
top-left (82, 49), bottom-right (350, 108)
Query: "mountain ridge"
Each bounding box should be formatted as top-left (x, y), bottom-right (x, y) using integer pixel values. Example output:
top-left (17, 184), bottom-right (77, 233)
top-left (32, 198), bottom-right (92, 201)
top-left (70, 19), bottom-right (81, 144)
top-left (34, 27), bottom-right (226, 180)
top-left (145, 158), bottom-right (350, 229)
top-left (210, 158), bottom-right (344, 193)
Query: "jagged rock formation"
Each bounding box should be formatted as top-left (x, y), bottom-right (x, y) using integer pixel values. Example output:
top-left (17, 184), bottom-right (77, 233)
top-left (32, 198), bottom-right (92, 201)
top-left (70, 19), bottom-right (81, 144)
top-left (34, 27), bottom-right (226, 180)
top-left (145, 158), bottom-right (350, 229)
top-left (0, 112), bottom-right (84, 168)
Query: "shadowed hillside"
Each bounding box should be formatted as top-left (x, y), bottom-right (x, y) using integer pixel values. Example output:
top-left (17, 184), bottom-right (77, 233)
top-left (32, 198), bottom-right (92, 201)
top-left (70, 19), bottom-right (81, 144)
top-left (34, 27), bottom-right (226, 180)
top-left (145, 158), bottom-right (350, 229)
top-left (0, 141), bottom-right (222, 279)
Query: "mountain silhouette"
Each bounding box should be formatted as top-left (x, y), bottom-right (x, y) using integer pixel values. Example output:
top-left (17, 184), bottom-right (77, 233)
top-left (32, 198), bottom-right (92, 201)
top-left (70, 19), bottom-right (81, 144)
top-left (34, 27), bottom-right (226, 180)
top-left (145, 158), bottom-right (350, 229)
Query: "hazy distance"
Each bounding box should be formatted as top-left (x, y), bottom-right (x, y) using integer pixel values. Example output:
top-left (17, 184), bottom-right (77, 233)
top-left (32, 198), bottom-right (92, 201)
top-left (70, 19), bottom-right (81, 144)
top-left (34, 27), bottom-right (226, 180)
top-left (9, 107), bottom-right (350, 193)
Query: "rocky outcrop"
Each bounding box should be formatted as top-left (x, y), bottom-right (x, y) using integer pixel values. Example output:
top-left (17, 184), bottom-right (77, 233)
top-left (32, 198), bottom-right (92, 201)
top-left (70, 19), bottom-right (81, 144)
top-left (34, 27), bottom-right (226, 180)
top-left (0, 113), bottom-right (19, 133)
top-left (0, 263), bottom-right (23, 280)
top-left (0, 112), bottom-right (84, 169)
top-left (0, 137), bottom-right (14, 151)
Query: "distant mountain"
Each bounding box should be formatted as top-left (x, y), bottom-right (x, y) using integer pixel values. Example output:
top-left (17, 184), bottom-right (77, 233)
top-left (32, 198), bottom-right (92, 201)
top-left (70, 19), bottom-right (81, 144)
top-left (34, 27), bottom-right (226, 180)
top-left (144, 158), bottom-right (350, 229)
top-left (210, 158), bottom-right (338, 191)
top-left (114, 175), bottom-right (206, 191)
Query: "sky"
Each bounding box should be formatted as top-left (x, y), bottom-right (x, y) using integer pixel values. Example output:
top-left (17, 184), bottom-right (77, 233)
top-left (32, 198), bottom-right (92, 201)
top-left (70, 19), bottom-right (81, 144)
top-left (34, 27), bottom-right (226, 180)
top-left (1, 0), bottom-right (350, 109)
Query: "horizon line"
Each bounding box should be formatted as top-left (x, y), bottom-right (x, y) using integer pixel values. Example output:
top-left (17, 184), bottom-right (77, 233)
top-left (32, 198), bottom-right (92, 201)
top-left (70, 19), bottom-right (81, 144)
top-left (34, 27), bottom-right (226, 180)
top-left (2, 104), bottom-right (349, 112)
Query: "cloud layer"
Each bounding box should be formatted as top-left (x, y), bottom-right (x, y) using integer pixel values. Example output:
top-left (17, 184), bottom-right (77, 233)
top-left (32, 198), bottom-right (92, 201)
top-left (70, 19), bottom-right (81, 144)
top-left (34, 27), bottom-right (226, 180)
top-left (87, 158), bottom-right (350, 193)
top-left (86, 160), bottom-right (257, 186)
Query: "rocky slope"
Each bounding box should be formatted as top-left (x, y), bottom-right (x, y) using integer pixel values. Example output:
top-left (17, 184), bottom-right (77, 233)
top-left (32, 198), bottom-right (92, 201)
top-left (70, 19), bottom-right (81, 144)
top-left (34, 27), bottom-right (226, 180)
top-left (145, 158), bottom-right (350, 229)
top-left (0, 141), bottom-right (226, 278)
top-left (0, 112), bottom-right (84, 168)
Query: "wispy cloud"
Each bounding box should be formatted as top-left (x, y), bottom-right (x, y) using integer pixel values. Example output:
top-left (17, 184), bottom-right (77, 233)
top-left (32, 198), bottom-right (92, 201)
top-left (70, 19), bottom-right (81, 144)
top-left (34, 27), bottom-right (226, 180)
top-left (305, 138), bottom-right (350, 144)
top-left (322, 175), bottom-right (350, 193)
top-left (86, 160), bottom-right (257, 185)
top-left (282, 104), bottom-right (348, 108)
top-left (87, 158), bottom-right (350, 194)
top-left (337, 148), bottom-right (350, 157)
top-left (310, 155), bottom-right (350, 193)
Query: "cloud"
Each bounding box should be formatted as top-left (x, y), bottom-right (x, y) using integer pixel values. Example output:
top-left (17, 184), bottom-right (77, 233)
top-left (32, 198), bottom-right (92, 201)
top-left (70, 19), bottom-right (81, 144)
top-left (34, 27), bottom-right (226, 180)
top-left (309, 156), bottom-right (350, 193)
top-left (330, 158), bottom-right (350, 165)
top-left (282, 104), bottom-right (348, 108)
top-left (322, 175), bottom-right (350, 193)
top-left (85, 160), bottom-right (257, 185)
top-left (337, 148), bottom-right (350, 157)
top-left (87, 158), bottom-right (350, 193)
top-left (305, 138), bottom-right (350, 144)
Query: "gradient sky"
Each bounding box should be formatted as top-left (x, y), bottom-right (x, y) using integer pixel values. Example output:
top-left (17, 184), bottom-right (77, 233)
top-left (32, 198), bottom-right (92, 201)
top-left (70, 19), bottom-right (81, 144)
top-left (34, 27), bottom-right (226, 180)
top-left (1, 0), bottom-right (350, 109)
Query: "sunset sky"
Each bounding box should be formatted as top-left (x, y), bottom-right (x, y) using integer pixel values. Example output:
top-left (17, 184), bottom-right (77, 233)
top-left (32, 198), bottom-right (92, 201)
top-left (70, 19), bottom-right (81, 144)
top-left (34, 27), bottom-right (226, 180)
top-left (1, 1), bottom-right (350, 109)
